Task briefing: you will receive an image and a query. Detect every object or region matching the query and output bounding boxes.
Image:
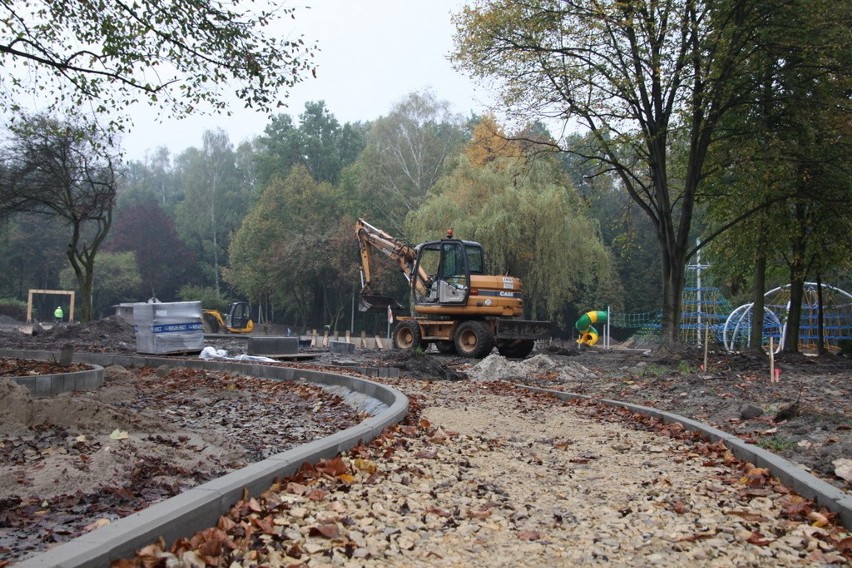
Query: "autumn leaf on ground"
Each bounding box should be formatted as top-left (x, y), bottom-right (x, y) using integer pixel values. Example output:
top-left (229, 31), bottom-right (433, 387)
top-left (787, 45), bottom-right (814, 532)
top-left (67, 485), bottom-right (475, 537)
top-left (353, 458), bottom-right (377, 474)
top-left (726, 510), bottom-right (770, 523)
top-left (309, 523), bottom-right (340, 539)
top-left (740, 465), bottom-right (771, 487)
top-left (807, 511), bottom-right (831, 527)
top-left (746, 531), bottom-right (773, 546)
top-left (306, 488), bottom-right (328, 501)
top-left (109, 429), bottom-right (129, 440)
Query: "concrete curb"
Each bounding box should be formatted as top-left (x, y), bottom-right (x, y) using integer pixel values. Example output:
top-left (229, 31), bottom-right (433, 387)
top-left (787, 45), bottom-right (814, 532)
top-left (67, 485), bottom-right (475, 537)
top-left (3, 361), bottom-right (103, 398)
top-left (521, 385), bottom-right (852, 529)
top-left (3, 349), bottom-right (408, 568)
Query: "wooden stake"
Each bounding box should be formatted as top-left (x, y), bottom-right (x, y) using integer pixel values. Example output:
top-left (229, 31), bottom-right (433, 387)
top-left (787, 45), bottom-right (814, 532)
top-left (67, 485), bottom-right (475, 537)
top-left (769, 337), bottom-right (775, 382)
top-left (703, 325), bottom-right (709, 372)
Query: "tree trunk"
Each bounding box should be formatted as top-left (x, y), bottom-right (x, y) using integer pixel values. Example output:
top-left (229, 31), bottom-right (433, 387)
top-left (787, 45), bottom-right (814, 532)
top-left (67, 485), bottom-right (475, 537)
top-left (816, 274), bottom-right (826, 355)
top-left (749, 230), bottom-right (767, 354)
top-left (659, 247), bottom-right (686, 351)
top-left (783, 202), bottom-right (808, 354)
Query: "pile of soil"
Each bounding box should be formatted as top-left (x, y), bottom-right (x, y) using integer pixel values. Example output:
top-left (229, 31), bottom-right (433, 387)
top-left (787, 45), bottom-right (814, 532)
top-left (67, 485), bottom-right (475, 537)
top-left (0, 316), bottom-right (138, 353)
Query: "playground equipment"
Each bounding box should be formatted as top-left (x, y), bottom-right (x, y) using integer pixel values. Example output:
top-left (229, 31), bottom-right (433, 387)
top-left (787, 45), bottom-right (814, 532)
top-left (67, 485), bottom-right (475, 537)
top-left (576, 310), bottom-right (608, 346)
top-left (723, 282), bottom-right (852, 353)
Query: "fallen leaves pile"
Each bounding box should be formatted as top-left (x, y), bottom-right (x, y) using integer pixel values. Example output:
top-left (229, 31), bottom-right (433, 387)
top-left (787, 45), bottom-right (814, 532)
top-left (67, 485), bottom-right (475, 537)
top-left (117, 379), bottom-right (850, 567)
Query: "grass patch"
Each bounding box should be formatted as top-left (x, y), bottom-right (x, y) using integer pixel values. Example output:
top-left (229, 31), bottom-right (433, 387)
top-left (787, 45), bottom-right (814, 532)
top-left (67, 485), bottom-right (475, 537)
top-left (757, 435), bottom-right (797, 454)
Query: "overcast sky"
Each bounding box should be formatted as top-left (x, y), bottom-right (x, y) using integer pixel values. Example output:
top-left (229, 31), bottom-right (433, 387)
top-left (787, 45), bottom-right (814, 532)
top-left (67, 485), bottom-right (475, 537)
top-left (122, 1), bottom-right (491, 161)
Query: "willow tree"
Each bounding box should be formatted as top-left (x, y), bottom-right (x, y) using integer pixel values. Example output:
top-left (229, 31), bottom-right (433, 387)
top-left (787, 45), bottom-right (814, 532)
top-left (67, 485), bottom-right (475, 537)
top-left (453, 0), bottom-right (766, 350)
top-left (407, 122), bottom-right (622, 324)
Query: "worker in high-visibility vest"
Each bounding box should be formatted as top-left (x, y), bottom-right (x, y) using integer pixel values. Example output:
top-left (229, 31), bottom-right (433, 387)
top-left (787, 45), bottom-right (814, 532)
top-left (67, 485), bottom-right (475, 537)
top-left (54, 306), bottom-right (64, 325)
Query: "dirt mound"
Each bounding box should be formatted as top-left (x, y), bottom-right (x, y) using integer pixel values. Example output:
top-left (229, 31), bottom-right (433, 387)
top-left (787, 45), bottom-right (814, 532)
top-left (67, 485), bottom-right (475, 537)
top-left (0, 315), bottom-right (19, 326)
top-left (1, 316), bottom-right (137, 353)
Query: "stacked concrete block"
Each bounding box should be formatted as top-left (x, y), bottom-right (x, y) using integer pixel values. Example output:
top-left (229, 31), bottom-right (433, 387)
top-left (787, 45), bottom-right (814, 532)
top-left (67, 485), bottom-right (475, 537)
top-left (134, 301), bottom-right (204, 355)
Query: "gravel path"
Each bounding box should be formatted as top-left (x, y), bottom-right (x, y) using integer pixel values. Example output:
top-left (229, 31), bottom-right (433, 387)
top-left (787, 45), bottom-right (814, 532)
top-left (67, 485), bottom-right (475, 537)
top-left (124, 378), bottom-right (850, 566)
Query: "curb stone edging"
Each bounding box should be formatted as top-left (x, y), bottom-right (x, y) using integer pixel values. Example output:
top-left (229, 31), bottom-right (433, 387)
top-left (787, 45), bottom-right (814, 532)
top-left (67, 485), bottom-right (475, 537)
top-left (1, 349), bottom-right (408, 568)
top-left (520, 385), bottom-right (852, 530)
top-left (4, 363), bottom-right (103, 397)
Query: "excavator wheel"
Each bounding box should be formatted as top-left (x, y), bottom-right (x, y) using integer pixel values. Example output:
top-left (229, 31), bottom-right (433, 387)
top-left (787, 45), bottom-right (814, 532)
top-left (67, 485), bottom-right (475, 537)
top-left (497, 339), bottom-right (535, 359)
top-left (454, 320), bottom-right (495, 358)
top-left (392, 321), bottom-right (425, 351)
top-left (434, 341), bottom-right (456, 355)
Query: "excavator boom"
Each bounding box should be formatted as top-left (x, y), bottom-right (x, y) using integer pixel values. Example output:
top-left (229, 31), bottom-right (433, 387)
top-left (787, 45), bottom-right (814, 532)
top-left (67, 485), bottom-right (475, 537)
top-left (355, 218), bottom-right (430, 311)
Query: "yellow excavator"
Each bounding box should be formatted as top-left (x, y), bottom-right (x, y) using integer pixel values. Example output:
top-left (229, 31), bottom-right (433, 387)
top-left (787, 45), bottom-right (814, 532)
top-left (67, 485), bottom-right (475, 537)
top-left (356, 218), bottom-right (549, 358)
top-left (201, 301), bottom-right (254, 334)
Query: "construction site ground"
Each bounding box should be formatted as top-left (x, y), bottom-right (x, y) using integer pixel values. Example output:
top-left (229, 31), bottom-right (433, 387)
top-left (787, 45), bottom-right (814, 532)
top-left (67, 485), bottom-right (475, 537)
top-left (0, 316), bottom-right (849, 564)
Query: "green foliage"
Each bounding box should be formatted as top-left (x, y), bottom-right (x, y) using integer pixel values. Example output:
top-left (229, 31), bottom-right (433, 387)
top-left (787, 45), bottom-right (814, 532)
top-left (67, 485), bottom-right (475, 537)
top-left (758, 436), bottom-right (796, 454)
top-left (224, 165), bottom-right (354, 329)
top-left (177, 285), bottom-right (228, 313)
top-left (354, 91), bottom-right (469, 233)
top-left (701, 0), bottom-right (852, 352)
top-left (253, 102), bottom-right (368, 191)
top-left (174, 129), bottom-right (251, 296)
top-left (0, 298), bottom-right (27, 321)
top-left (0, 214), bottom-right (68, 299)
top-left (60, 251), bottom-right (142, 319)
top-left (407, 153), bottom-right (622, 324)
top-left (1, 1), bottom-right (317, 131)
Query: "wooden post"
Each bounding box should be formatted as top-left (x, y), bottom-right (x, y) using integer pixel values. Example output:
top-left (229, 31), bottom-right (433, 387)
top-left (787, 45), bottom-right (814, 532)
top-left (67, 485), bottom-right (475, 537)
top-left (769, 337), bottom-right (775, 382)
top-left (703, 324), bottom-right (709, 372)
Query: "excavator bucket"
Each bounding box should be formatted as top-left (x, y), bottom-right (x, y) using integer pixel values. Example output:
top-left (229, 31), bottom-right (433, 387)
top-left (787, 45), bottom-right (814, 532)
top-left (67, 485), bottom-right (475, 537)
top-left (359, 294), bottom-right (401, 313)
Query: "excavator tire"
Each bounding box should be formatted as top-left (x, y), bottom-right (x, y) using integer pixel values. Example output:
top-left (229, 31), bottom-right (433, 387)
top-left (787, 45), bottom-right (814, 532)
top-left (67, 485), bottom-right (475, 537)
top-left (497, 339), bottom-right (535, 359)
top-left (393, 321), bottom-right (424, 351)
top-left (454, 320), bottom-right (495, 358)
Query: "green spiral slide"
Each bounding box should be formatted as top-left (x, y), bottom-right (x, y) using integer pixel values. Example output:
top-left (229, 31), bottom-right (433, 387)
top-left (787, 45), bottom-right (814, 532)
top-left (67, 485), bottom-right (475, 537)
top-left (575, 310), bottom-right (608, 346)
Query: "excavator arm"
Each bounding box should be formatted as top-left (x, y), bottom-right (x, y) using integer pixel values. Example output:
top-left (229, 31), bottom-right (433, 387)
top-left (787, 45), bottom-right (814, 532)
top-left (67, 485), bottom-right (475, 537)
top-left (355, 218), bottom-right (430, 311)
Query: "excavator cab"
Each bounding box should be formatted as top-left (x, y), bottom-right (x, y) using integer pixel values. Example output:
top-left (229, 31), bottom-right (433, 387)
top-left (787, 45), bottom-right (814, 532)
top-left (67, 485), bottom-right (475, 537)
top-left (413, 239), bottom-right (483, 305)
top-left (226, 301), bottom-right (251, 330)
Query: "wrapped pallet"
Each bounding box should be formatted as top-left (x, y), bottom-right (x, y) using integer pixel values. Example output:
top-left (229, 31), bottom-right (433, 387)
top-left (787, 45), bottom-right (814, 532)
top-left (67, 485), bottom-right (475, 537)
top-left (134, 301), bottom-right (204, 354)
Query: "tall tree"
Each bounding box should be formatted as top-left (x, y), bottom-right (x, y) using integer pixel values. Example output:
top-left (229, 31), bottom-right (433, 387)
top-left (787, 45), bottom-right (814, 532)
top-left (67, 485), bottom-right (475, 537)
top-left (357, 91), bottom-right (469, 233)
top-left (453, 0), bottom-right (767, 350)
top-left (1, 1), bottom-right (316, 131)
top-left (253, 102), bottom-right (367, 190)
top-left (0, 113), bottom-right (119, 321)
top-left (175, 129), bottom-right (248, 297)
top-left (703, 0), bottom-right (851, 353)
top-left (106, 197), bottom-right (198, 301)
top-left (120, 147), bottom-right (181, 211)
top-left (225, 165), bottom-right (350, 329)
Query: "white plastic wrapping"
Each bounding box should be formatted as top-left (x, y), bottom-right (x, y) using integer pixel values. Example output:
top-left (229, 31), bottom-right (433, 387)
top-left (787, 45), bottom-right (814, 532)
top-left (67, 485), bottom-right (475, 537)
top-left (134, 301), bottom-right (204, 354)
